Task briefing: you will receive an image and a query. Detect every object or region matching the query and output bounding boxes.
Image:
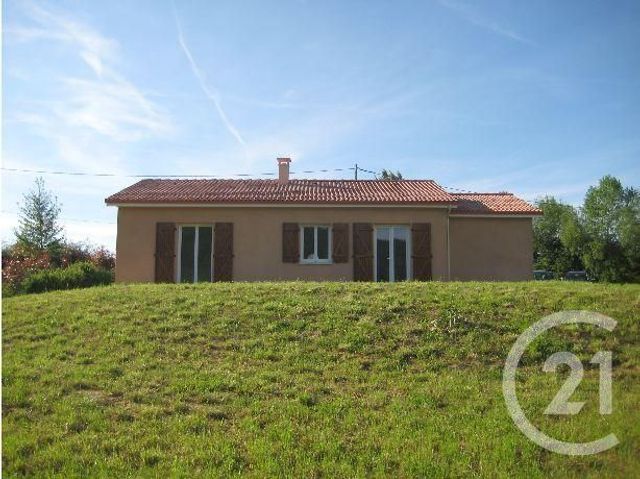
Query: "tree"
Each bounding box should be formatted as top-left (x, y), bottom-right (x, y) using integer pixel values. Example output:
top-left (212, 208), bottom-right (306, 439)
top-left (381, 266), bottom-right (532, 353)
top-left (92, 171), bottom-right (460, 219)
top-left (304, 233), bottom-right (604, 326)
top-left (533, 197), bottom-right (583, 275)
top-left (380, 169), bottom-right (403, 180)
top-left (619, 205), bottom-right (640, 281)
top-left (15, 177), bottom-right (64, 252)
top-left (559, 208), bottom-right (587, 261)
top-left (580, 176), bottom-right (640, 282)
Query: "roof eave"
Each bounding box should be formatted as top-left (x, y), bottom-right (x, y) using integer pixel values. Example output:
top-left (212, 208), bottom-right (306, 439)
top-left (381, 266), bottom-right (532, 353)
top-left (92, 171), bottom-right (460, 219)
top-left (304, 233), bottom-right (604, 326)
top-left (449, 212), bottom-right (542, 217)
top-left (105, 200), bottom-right (457, 208)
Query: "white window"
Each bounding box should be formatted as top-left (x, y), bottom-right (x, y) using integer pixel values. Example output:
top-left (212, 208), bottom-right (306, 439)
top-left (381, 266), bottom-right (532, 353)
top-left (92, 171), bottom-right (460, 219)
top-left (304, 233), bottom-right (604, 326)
top-left (177, 225), bottom-right (213, 283)
top-left (374, 226), bottom-right (411, 282)
top-left (300, 225), bottom-right (331, 264)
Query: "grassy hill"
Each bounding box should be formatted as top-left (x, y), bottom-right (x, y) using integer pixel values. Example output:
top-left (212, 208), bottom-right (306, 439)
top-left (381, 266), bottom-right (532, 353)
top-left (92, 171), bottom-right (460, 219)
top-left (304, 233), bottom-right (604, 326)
top-left (3, 282), bottom-right (639, 478)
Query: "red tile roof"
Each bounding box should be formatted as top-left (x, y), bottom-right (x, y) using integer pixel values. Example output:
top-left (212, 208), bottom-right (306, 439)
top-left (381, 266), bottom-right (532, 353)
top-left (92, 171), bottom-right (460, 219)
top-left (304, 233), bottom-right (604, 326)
top-left (105, 179), bottom-right (540, 215)
top-left (105, 179), bottom-right (456, 205)
top-left (451, 193), bottom-right (541, 215)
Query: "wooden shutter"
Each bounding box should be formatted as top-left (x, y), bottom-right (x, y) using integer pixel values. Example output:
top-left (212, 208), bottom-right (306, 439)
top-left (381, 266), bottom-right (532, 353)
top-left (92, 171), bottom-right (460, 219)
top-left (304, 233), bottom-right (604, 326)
top-left (332, 223), bottom-right (349, 263)
top-left (412, 223), bottom-right (432, 281)
top-left (352, 223), bottom-right (373, 281)
top-left (282, 223), bottom-right (299, 263)
top-left (214, 222), bottom-right (233, 282)
top-left (155, 222), bottom-right (176, 283)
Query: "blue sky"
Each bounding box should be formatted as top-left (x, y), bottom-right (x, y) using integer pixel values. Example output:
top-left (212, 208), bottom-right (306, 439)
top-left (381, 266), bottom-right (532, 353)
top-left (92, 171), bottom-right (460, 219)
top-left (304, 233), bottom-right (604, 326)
top-left (3, 0), bottom-right (639, 249)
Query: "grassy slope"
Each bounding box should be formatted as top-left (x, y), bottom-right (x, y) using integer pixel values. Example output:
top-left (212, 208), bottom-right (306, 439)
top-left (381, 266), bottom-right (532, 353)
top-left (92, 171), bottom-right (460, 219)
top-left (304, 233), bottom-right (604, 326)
top-left (2, 282), bottom-right (639, 478)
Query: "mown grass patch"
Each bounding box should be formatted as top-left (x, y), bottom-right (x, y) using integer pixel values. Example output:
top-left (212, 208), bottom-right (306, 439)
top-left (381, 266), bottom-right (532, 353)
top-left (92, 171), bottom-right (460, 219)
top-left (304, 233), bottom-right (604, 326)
top-left (3, 282), bottom-right (639, 477)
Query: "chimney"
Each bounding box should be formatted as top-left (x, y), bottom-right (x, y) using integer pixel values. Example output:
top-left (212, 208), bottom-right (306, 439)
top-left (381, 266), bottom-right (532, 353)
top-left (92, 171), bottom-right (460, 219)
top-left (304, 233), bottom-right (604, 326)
top-left (277, 157), bottom-right (291, 184)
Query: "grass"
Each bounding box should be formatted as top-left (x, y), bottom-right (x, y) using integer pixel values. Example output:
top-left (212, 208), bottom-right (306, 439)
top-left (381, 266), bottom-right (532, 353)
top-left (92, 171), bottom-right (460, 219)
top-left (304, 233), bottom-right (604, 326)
top-left (2, 281), bottom-right (639, 478)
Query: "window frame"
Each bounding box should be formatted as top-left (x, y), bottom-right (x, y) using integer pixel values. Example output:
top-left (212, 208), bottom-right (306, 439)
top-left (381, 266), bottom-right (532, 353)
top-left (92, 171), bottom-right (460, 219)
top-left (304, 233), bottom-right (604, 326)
top-left (176, 224), bottom-right (215, 283)
top-left (373, 225), bottom-right (412, 282)
top-left (299, 224), bottom-right (332, 264)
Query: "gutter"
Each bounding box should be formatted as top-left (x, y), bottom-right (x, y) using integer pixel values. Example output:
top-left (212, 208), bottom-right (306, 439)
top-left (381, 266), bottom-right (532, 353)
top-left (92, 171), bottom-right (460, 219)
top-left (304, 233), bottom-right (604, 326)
top-left (448, 214), bottom-right (541, 218)
top-left (105, 202), bottom-right (456, 209)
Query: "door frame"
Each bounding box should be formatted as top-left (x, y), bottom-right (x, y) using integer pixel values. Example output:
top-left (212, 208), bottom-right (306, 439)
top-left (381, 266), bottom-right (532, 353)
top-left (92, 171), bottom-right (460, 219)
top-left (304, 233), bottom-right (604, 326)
top-left (176, 224), bottom-right (215, 283)
top-left (373, 225), bottom-right (412, 282)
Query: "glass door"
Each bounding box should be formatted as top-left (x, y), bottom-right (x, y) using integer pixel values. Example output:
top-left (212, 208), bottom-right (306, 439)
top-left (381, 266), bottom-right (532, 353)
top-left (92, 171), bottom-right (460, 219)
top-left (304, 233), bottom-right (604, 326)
top-left (178, 226), bottom-right (213, 283)
top-left (375, 226), bottom-right (410, 282)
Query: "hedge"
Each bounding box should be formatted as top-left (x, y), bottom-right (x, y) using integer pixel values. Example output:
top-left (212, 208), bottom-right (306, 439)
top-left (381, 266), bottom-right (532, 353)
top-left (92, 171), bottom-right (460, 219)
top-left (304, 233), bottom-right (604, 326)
top-left (19, 262), bottom-right (113, 294)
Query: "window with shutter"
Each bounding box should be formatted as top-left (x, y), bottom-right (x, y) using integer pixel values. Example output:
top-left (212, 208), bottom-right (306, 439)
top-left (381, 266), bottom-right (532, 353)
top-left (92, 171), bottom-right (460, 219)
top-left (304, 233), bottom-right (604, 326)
top-left (177, 225), bottom-right (214, 283)
top-left (411, 223), bottom-right (432, 281)
top-left (352, 223), bottom-right (373, 281)
top-left (375, 226), bottom-right (410, 282)
top-left (155, 222), bottom-right (176, 283)
top-left (300, 225), bottom-right (331, 264)
top-left (282, 223), bottom-right (300, 263)
top-left (214, 222), bottom-right (233, 282)
top-left (332, 223), bottom-right (349, 263)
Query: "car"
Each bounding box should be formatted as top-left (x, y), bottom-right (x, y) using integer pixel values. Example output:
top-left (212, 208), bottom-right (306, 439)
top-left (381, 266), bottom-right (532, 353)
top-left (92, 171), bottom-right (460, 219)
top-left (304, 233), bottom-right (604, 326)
top-left (533, 270), bottom-right (556, 280)
top-left (564, 270), bottom-right (589, 281)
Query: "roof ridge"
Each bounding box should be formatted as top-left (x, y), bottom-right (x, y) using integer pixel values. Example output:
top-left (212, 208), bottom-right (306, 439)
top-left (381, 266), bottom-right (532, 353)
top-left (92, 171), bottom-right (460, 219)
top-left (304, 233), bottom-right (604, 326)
top-left (142, 178), bottom-right (439, 182)
top-left (452, 192), bottom-right (515, 196)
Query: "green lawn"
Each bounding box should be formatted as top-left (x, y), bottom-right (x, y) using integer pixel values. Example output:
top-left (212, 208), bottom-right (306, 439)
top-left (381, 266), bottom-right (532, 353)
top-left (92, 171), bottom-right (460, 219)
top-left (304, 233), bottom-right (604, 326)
top-left (3, 282), bottom-right (639, 478)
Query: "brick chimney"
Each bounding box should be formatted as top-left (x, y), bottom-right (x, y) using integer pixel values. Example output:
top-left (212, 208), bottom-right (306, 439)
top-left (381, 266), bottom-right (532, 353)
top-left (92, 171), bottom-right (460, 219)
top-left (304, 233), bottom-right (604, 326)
top-left (277, 157), bottom-right (291, 184)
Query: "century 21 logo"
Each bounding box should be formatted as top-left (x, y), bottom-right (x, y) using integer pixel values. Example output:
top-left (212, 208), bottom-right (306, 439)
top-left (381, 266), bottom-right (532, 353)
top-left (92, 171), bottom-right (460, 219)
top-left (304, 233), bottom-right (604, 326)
top-left (502, 311), bottom-right (619, 456)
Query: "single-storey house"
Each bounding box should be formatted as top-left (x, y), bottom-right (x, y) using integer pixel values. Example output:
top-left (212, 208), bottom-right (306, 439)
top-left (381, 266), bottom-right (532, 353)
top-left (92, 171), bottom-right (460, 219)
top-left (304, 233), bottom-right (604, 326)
top-left (105, 158), bottom-right (541, 283)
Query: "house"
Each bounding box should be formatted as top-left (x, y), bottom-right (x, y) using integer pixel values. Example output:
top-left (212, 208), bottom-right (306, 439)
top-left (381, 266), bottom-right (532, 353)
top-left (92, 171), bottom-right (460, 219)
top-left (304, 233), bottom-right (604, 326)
top-left (105, 158), bottom-right (541, 283)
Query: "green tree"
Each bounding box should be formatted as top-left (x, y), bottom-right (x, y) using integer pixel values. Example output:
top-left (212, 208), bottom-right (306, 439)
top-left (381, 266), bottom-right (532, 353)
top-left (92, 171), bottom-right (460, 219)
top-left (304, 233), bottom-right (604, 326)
top-left (380, 169), bottom-right (403, 180)
top-left (559, 207), bottom-right (587, 260)
top-left (533, 197), bottom-right (583, 275)
top-left (15, 177), bottom-right (64, 252)
top-left (618, 200), bottom-right (640, 281)
top-left (580, 176), bottom-right (639, 282)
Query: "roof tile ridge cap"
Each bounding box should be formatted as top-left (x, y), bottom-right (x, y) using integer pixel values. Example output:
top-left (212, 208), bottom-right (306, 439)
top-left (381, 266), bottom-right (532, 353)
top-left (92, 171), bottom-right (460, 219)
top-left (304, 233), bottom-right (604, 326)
top-left (318, 179), bottom-right (438, 182)
top-left (454, 192), bottom-right (515, 195)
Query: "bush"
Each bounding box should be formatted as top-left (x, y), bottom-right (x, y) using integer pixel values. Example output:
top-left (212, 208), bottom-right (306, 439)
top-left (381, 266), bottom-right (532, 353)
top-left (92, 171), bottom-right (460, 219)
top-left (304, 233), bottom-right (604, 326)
top-left (88, 246), bottom-right (116, 271)
top-left (50, 242), bottom-right (116, 270)
top-left (2, 245), bottom-right (52, 294)
top-left (20, 262), bottom-right (112, 294)
top-left (2, 241), bottom-right (115, 295)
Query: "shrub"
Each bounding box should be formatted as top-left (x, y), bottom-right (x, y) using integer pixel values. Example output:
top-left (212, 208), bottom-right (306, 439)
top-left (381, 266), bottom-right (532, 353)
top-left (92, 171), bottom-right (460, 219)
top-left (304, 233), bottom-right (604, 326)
top-left (50, 242), bottom-right (115, 270)
top-left (89, 246), bottom-right (116, 271)
top-left (2, 245), bottom-right (51, 294)
top-left (2, 242), bottom-right (115, 295)
top-left (20, 262), bottom-right (112, 294)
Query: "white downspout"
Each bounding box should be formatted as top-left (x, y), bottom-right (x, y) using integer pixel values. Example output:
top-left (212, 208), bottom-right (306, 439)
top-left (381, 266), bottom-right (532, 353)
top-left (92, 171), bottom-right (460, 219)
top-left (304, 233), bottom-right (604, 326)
top-left (447, 206), bottom-right (451, 281)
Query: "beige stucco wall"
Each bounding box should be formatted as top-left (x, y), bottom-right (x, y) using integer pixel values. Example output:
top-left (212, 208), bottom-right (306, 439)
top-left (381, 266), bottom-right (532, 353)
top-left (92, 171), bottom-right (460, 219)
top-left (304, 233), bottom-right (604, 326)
top-left (449, 216), bottom-right (534, 281)
top-left (114, 206), bottom-right (451, 282)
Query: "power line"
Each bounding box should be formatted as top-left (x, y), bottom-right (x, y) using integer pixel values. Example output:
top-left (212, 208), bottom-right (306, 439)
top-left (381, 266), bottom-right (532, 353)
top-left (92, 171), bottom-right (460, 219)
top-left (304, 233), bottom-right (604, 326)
top-left (442, 185), bottom-right (538, 202)
top-left (2, 167), bottom-right (533, 198)
top-left (442, 185), bottom-right (480, 194)
top-left (1, 166), bottom-right (358, 178)
top-left (356, 166), bottom-right (378, 176)
top-left (1, 210), bottom-right (115, 225)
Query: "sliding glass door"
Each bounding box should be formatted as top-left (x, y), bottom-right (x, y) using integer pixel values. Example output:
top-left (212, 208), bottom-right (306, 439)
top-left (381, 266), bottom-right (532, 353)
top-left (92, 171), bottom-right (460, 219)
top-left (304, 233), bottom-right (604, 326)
top-left (375, 226), bottom-right (410, 282)
top-left (178, 226), bottom-right (213, 283)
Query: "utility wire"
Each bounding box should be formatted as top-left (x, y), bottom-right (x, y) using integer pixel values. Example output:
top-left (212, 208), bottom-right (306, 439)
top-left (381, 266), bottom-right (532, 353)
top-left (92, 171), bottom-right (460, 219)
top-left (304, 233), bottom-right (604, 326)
top-left (1, 210), bottom-right (116, 225)
top-left (1, 166), bottom-right (358, 178)
top-left (0, 164), bottom-right (376, 227)
top-left (442, 185), bottom-right (482, 194)
top-left (2, 167), bottom-right (531, 197)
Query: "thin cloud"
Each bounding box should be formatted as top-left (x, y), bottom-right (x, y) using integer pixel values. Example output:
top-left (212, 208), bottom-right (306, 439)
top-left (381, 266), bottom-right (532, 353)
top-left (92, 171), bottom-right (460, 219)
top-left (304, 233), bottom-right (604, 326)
top-left (172, 6), bottom-right (246, 146)
top-left (58, 77), bottom-right (172, 141)
top-left (8, 3), bottom-right (172, 155)
top-left (437, 0), bottom-right (534, 46)
top-left (10, 3), bottom-right (117, 77)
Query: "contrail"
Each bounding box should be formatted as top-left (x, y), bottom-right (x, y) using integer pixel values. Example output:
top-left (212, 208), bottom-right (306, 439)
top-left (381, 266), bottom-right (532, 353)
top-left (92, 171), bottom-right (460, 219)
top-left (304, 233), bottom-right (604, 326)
top-left (173, 6), bottom-right (246, 146)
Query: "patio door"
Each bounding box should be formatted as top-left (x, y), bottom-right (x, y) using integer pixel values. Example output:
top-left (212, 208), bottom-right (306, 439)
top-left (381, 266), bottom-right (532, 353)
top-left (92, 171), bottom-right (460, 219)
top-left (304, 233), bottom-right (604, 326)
top-left (177, 225), bottom-right (213, 283)
top-left (375, 226), bottom-right (410, 282)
